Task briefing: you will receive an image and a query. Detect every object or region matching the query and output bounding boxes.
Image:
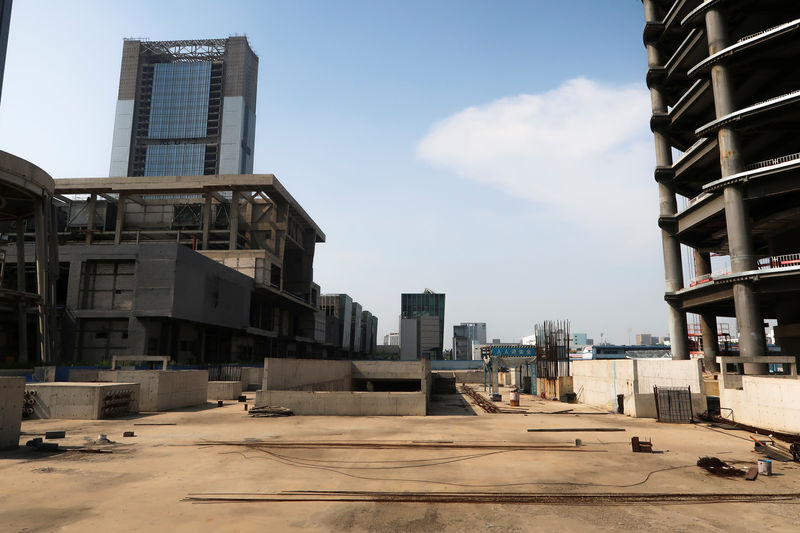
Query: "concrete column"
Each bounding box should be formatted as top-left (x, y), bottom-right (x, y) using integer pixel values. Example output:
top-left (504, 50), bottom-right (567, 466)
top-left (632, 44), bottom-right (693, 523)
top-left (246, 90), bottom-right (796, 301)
top-left (114, 193), bottom-right (127, 244)
top-left (15, 218), bottom-right (28, 363)
top-left (643, 7), bottom-right (690, 360)
top-left (86, 194), bottom-right (97, 245)
top-left (491, 357), bottom-right (499, 395)
top-left (694, 251), bottom-right (720, 372)
top-left (705, 8), bottom-right (767, 372)
top-left (34, 200), bottom-right (49, 363)
top-left (202, 193), bottom-right (212, 250)
top-left (229, 190), bottom-right (240, 251)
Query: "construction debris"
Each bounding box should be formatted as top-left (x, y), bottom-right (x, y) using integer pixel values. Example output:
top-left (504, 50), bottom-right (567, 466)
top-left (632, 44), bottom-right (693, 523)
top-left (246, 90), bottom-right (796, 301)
top-left (631, 437), bottom-right (653, 453)
top-left (248, 406), bottom-right (293, 418)
top-left (752, 436), bottom-right (797, 462)
top-left (460, 385), bottom-right (500, 414)
top-left (123, 431), bottom-right (136, 438)
top-left (45, 431), bottom-right (65, 439)
top-left (697, 457), bottom-right (746, 477)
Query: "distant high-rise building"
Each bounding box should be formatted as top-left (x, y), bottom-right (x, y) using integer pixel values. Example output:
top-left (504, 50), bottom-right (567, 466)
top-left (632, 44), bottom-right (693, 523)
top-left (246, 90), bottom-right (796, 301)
top-left (0, 0), bottom-right (11, 104)
top-left (384, 333), bottom-right (400, 346)
top-left (399, 289), bottom-right (445, 360)
top-left (110, 37), bottom-right (258, 177)
top-left (635, 333), bottom-right (653, 346)
top-left (453, 322), bottom-right (487, 361)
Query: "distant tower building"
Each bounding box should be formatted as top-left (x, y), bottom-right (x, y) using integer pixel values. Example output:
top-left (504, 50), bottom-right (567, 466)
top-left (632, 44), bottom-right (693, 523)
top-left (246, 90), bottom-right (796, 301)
top-left (452, 322), bottom-right (487, 361)
top-left (399, 289), bottom-right (445, 360)
top-left (384, 333), bottom-right (400, 346)
top-left (0, 0), bottom-right (11, 104)
top-left (110, 37), bottom-right (258, 177)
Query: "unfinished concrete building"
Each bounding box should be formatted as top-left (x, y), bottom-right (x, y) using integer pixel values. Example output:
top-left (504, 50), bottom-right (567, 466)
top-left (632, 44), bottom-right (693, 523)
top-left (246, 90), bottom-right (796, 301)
top-left (642, 1), bottom-right (800, 372)
top-left (110, 37), bottom-right (258, 177)
top-left (0, 151), bottom-right (57, 363)
top-left (2, 173), bottom-right (376, 363)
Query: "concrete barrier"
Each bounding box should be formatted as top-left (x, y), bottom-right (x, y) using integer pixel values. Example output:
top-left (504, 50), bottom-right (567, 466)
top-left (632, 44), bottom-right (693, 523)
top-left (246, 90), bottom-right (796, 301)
top-left (1, 377), bottom-right (25, 448)
top-left (208, 381), bottom-right (243, 400)
top-left (719, 375), bottom-right (800, 434)
top-left (240, 367), bottom-right (264, 391)
top-left (571, 359), bottom-right (705, 417)
top-left (98, 370), bottom-right (208, 411)
top-left (25, 382), bottom-right (140, 419)
top-left (256, 390), bottom-right (427, 416)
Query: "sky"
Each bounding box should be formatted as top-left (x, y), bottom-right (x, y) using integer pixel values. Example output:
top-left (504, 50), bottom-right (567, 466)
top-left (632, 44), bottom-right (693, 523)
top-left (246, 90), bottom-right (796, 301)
top-left (0, 1), bottom-right (675, 347)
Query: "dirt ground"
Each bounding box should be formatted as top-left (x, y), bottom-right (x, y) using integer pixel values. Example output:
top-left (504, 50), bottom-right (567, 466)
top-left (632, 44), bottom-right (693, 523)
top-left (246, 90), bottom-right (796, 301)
top-left (1, 386), bottom-right (799, 532)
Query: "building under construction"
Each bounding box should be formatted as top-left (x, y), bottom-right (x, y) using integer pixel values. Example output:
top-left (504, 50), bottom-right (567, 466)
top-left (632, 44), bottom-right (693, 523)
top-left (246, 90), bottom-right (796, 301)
top-left (642, 1), bottom-right (800, 371)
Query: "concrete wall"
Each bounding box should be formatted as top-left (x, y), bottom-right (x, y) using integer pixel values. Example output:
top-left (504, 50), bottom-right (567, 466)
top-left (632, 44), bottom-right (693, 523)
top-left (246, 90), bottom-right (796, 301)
top-left (98, 370), bottom-right (207, 411)
top-left (262, 358), bottom-right (351, 391)
top-left (240, 366), bottom-right (264, 391)
top-left (433, 370), bottom-right (484, 384)
top-left (571, 359), bottom-right (705, 418)
top-left (208, 381), bottom-right (243, 400)
top-left (0, 377), bottom-right (24, 448)
top-left (69, 369), bottom-right (100, 382)
top-left (720, 376), bottom-right (800, 434)
top-left (431, 360), bottom-right (483, 370)
top-left (25, 383), bottom-right (140, 419)
top-left (255, 390), bottom-right (427, 416)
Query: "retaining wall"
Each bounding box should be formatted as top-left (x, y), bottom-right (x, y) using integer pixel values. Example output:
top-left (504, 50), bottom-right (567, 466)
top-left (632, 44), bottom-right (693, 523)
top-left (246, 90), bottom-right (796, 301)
top-left (719, 375), bottom-right (800, 434)
top-left (256, 390), bottom-right (427, 416)
top-left (0, 377), bottom-right (25, 448)
top-left (240, 367), bottom-right (264, 391)
top-left (98, 370), bottom-right (207, 411)
top-left (571, 359), bottom-right (705, 418)
top-left (25, 382), bottom-right (140, 419)
top-left (208, 381), bottom-right (243, 400)
top-left (263, 358), bottom-right (351, 391)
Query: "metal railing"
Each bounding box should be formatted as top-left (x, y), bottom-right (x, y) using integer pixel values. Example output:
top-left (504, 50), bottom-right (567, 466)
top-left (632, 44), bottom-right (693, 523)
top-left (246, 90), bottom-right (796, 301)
top-left (757, 253), bottom-right (800, 270)
top-left (745, 152), bottom-right (800, 171)
top-left (737, 23), bottom-right (786, 44)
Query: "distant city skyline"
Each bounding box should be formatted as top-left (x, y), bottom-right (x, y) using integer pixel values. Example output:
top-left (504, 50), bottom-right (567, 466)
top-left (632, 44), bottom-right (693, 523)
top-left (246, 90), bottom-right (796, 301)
top-left (0, 1), bottom-right (676, 347)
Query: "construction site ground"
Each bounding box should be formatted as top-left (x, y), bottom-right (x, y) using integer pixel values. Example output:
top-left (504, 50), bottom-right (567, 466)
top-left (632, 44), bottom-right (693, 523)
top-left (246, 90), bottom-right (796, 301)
top-left (2, 387), bottom-right (799, 532)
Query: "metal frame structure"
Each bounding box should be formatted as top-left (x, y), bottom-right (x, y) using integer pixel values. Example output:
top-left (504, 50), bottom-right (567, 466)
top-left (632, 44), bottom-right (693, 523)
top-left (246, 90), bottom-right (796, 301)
top-left (137, 39), bottom-right (228, 62)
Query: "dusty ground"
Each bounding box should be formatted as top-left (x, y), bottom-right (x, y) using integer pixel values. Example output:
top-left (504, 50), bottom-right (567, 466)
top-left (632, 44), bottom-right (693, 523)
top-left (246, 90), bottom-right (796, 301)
top-left (1, 386), bottom-right (799, 532)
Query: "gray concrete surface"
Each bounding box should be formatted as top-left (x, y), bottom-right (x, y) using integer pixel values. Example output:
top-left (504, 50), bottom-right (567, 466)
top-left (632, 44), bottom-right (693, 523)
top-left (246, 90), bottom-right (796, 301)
top-left (0, 377), bottom-right (24, 448)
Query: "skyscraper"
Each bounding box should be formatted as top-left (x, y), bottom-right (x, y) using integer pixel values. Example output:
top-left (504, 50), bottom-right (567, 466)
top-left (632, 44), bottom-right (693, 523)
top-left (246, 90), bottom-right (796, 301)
top-left (452, 322), bottom-right (486, 361)
top-left (109, 37), bottom-right (258, 177)
top-left (400, 289), bottom-right (445, 360)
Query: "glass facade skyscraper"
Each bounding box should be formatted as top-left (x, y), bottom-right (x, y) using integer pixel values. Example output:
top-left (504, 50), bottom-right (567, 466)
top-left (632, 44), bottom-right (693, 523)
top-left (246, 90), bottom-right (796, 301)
top-left (400, 289), bottom-right (445, 359)
top-left (109, 37), bottom-right (258, 178)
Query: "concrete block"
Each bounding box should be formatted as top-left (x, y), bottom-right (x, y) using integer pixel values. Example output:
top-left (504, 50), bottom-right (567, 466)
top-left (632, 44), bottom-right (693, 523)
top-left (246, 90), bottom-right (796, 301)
top-left (208, 381), bottom-right (242, 400)
top-left (1, 377), bottom-right (25, 448)
top-left (98, 370), bottom-right (208, 411)
top-left (25, 382), bottom-right (140, 420)
top-left (240, 367), bottom-right (263, 391)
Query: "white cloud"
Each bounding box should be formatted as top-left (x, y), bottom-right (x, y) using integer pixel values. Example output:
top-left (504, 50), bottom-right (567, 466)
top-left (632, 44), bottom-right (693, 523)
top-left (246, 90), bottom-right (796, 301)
top-left (417, 78), bottom-right (656, 243)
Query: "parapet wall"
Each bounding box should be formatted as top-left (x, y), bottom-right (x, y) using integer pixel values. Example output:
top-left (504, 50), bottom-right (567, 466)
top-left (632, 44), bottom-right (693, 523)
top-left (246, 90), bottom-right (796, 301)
top-left (258, 358), bottom-right (430, 415)
top-left (256, 390), bottom-right (427, 416)
top-left (720, 376), bottom-right (800, 434)
top-left (25, 382), bottom-right (140, 419)
top-left (571, 359), bottom-right (705, 418)
top-left (98, 370), bottom-right (207, 411)
top-left (263, 358), bottom-right (351, 391)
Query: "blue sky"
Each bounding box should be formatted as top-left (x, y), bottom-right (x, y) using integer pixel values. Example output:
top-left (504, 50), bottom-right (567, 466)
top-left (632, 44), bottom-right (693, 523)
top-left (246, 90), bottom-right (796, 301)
top-left (0, 1), bottom-right (674, 346)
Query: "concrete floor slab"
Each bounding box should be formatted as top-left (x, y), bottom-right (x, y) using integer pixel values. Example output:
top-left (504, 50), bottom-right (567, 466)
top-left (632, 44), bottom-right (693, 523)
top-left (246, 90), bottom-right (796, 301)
top-left (0, 391), bottom-right (798, 532)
